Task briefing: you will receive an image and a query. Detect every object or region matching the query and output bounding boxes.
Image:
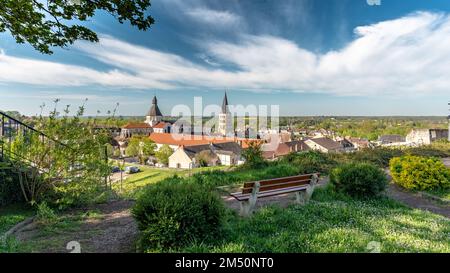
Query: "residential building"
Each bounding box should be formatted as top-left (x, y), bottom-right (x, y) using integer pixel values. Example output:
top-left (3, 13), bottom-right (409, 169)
top-left (378, 135), bottom-right (406, 145)
top-left (262, 140), bottom-right (310, 160)
top-left (346, 137), bottom-right (372, 150)
top-left (304, 137), bottom-right (343, 153)
top-left (406, 128), bottom-right (449, 145)
top-left (168, 142), bottom-right (242, 169)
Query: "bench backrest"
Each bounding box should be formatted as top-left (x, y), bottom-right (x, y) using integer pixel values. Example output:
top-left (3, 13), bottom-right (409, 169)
top-left (241, 173), bottom-right (319, 194)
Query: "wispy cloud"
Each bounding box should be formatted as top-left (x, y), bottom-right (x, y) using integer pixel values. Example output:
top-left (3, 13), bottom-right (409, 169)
top-left (185, 8), bottom-right (242, 27)
top-left (1, 12), bottom-right (450, 97)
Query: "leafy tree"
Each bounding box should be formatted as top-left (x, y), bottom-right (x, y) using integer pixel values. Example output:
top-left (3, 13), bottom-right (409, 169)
top-left (241, 141), bottom-right (266, 168)
top-left (0, 0), bottom-right (155, 54)
top-left (195, 150), bottom-right (217, 167)
top-left (126, 136), bottom-right (156, 164)
top-left (155, 144), bottom-right (173, 166)
top-left (7, 100), bottom-right (113, 208)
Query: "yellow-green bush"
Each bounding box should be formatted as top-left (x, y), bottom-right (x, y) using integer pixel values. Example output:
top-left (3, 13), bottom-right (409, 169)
top-left (389, 155), bottom-right (450, 191)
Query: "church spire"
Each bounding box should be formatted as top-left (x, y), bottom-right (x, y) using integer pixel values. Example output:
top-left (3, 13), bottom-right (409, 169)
top-left (221, 92), bottom-right (229, 114)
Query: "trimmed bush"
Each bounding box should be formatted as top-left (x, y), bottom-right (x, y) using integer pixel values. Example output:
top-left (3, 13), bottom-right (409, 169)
top-left (389, 155), bottom-right (450, 191)
top-left (330, 163), bottom-right (387, 198)
top-left (132, 183), bottom-right (225, 251)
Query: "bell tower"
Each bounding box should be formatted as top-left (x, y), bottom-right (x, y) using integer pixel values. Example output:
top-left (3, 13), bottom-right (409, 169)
top-left (145, 96), bottom-right (163, 126)
top-left (218, 92), bottom-right (233, 136)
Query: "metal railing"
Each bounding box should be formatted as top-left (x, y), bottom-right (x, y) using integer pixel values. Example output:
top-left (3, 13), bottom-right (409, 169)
top-left (0, 111), bottom-right (78, 185)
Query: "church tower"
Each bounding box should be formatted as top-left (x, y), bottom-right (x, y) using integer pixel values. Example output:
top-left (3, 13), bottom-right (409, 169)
top-left (145, 96), bottom-right (163, 127)
top-left (218, 92), bottom-right (233, 136)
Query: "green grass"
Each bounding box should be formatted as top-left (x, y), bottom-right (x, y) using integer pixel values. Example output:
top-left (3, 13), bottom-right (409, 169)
top-left (114, 165), bottom-right (230, 198)
top-left (178, 187), bottom-right (450, 253)
top-left (426, 188), bottom-right (450, 201)
top-left (7, 209), bottom-right (105, 253)
top-left (0, 204), bottom-right (35, 253)
top-left (0, 204), bottom-right (35, 234)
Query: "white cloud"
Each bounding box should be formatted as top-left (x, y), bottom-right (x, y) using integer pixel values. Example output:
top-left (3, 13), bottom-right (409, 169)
top-left (185, 8), bottom-right (241, 27)
top-left (1, 12), bottom-right (450, 97)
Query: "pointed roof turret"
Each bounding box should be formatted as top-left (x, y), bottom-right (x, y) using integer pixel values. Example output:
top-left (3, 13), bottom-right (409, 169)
top-left (221, 92), bottom-right (229, 114)
top-left (147, 95), bottom-right (163, 117)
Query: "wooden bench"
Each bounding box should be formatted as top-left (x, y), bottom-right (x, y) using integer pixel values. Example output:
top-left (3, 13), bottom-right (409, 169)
top-left (230, 173), bottom-right (320, 216)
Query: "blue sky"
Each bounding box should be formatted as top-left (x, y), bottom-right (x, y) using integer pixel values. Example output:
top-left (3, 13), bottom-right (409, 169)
top-left (1, 0), bottom-right (450, 116)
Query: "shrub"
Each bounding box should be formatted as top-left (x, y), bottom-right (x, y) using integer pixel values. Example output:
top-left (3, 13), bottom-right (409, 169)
top-left (389, 155), bottom-right (450, 191)
top-left (281, 151), bottom-right (337, 175)
top-left (330, 163), bottom-right (387, 198)
top-left (132, 183), bottom-right (225, 251)
top-left (347, 148), bottom-right (404, 167)
top-left (35, 202), bottom-right (58, 225)
top-left (241, 141), bottom-right (267, 168)
top-left (0, 161), bottom-right (24, 206)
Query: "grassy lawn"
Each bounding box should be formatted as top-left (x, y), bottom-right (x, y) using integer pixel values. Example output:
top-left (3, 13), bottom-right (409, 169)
top-left (113, 165), bottom-right (230, 198)
top-left (180, 187), bottom-right (450, 253)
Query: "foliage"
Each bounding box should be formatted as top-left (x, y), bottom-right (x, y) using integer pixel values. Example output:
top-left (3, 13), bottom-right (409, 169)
top-left (241, 141), bottom-right (266, 168)
top-left (4, 100), bottom-right (113, 208)
top-left (389, 155), bottom-right (450, 191)
top-left (35, 202), bottom-right (58, 225)
top-left (155, 144), bottom-right (173, 166)
top-left (125, 136), bottom-right (156, 164)
top-left (330, 162), bottom-right (387, 198)
top-left (286, 116), bottom-right (447, 141)
top-left (132, 182), bottom-right (225, 251)
top-left (0, 161), bottom-right (24, 206)
top-left (343, 147), bottom-right (404, 167)
top-left (0, 0), bottom-right (155, 54)
top-left (280, 151), bottom-right (338, 175)
top-left (195, 150), bottom-right (217, 167)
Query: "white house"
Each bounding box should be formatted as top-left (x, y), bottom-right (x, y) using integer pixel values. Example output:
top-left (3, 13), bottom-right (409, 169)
top-left (406, 129), bottom-right (449, 145)
top-left (169, 142), bottom-right (242, 169)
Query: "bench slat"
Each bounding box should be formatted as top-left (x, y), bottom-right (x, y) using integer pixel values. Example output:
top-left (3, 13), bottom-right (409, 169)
top-left (243, 173), bottom-right (317, 188)
top-left (230, 185), bottom-right (308, 201)
top-left (241, 179), bottom-right (311, 194)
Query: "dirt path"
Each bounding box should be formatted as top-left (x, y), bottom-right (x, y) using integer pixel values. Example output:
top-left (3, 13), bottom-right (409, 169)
top-left (386, 183), bottom-right (450, 218)
top-left (385, 162), bottom-right (450, 219)
top-left (15, 200), bottom-right (138, 253)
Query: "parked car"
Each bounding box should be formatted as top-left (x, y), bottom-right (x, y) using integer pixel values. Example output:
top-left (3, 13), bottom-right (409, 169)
top-left (111, 166), bottom-right (120, 173)
top-left (125, 166), bottom-right (140, 174)
top-left (155, 163), bottom-right (166, 168)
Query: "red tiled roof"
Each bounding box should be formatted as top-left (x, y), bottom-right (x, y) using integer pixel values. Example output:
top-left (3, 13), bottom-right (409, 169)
top-left (149, 133), bottom-right (260, 148)
top-left (152, 122), bottom-right (169, 129)
top-left (122, 123), bottom-right (152, 129)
